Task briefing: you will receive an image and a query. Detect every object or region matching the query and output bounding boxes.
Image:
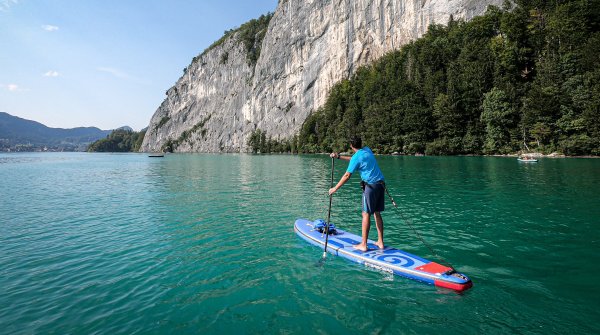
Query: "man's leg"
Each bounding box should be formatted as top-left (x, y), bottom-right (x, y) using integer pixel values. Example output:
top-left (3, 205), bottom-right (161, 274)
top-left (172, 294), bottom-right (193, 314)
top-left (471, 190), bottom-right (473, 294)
top-left (374, 212), bottom-right (384, 249)
top-left (354, 211), bottom-right (371, 251)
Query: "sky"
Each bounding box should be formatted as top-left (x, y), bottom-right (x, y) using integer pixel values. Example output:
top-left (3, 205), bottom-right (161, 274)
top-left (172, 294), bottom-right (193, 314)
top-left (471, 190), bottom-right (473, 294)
top-left (0, 0), bottom-right (278, 131)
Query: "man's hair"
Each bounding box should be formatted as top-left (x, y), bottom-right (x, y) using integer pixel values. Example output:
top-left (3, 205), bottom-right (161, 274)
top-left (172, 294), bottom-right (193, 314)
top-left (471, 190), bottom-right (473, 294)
top-left (349, 136), bottom-right (362, 149)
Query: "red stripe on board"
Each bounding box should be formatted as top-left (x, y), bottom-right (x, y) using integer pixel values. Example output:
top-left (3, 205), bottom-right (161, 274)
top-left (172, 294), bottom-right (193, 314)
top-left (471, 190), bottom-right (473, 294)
top-left (434, 280), bottom-right (473, 292)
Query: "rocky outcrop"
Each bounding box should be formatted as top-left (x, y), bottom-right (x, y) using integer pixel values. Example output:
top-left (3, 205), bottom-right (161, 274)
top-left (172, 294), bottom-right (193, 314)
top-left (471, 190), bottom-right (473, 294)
top-left (141, 0), bottom-right (504, 153)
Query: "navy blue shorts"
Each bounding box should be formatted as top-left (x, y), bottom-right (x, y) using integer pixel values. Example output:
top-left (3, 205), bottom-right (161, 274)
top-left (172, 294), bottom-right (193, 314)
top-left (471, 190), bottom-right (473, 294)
top-left (362, 182), bottom-right (385, 214)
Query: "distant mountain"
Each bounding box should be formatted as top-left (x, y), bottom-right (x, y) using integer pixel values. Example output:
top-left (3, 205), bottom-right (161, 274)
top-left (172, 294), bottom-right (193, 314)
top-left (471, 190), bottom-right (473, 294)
top-left (115, 126), bottom-right (133, 132)
top-left (0, 112), bottom-right (113, 152)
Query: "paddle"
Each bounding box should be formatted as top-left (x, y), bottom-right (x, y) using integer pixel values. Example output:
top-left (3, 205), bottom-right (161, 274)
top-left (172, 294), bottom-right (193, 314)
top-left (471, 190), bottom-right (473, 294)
top-left (321, 156), bottom-right (335, 260)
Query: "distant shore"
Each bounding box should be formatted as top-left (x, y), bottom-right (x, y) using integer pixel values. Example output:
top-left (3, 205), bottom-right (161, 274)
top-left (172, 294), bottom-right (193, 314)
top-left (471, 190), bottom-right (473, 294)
top-left (330, 151), bottom-right (599, 159)
top-left (3, 150), bottom-right (599, 158)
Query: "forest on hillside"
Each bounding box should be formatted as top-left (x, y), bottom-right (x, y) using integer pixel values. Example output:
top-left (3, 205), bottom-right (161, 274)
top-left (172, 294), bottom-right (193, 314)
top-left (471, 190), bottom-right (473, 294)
top-left (250, 0), bottom-right (600, 156)
top-left (87, 129), bottom-right (146, 153)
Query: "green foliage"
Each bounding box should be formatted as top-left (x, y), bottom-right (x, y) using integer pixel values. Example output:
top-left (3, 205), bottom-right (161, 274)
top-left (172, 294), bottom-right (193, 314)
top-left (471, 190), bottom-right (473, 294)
top-left (247, 129), bottom-right (262, 153)
top-left (155, 116), bottom-right (170, 131)
top-left (220, 51), bottom-right (229, 65)
top-left (481, 87), bottom-right (517, 153)
top-left (287, 1), bottom-right (600, 156)
top-left (161, 115), bottom-right (212, 152)
top-left (87, 129), bottom-right (146, 153)
top-left (237, 13), bottom-right (273, 66)
top-left (195, 13), bottom-right (273, 67)
top-left (198, 29), bottom-right (236, 60)
top-left (247, 129), bottom-right (294, 154)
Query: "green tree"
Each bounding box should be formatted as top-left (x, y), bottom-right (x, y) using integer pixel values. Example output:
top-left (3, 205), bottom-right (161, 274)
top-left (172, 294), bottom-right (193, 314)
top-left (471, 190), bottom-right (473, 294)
top-left (481, 87), bottom-right (517, 153)
top-left (88, 129), bottom-right (145, 152)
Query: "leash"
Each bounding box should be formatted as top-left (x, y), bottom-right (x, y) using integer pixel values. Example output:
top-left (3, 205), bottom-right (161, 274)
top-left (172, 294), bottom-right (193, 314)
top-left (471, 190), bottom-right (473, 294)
top-left (383, 184), bottom-right (455, 270)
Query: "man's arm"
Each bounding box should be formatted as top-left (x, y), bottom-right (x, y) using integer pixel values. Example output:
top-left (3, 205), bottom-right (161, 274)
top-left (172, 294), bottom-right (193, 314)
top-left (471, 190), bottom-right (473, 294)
top-left (329, 172), bottom-right (351, 195)
top-left (329, 152), bottom-right (351, 161)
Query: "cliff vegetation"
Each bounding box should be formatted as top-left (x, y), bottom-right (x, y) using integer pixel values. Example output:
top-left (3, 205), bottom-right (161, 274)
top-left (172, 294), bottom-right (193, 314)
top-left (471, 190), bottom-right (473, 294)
top-left (193, 12), bottom-right (273, 68)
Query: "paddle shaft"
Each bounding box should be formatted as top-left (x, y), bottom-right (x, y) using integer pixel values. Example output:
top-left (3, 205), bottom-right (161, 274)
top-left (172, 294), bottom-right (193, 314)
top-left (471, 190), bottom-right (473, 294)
top-left (322, 157), bottom-right (335, 258)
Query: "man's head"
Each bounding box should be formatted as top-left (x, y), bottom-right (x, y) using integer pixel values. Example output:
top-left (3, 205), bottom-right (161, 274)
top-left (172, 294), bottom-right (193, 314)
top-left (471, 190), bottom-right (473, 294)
top-left (349, 136), bottom-right (362, 150)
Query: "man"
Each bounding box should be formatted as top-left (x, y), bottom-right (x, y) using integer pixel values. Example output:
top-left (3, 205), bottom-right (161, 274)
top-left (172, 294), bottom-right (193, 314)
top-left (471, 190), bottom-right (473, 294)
top-left (329, 136), bottom-right (386, 252)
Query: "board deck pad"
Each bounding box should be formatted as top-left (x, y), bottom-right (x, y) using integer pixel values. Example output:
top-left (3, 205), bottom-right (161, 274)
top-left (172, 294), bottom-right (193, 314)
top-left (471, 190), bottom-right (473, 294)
top-left (294, 218), bottom-right (473, 291)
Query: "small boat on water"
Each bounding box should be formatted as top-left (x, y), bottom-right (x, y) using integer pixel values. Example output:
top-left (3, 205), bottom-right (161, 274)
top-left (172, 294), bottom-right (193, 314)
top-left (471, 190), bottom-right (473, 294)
top-left (518, 156), bottom-right (538, 162)
top-left (148, 153), bottom-right (164, 158)
top-left (519, 136), bottom-right (539, 162)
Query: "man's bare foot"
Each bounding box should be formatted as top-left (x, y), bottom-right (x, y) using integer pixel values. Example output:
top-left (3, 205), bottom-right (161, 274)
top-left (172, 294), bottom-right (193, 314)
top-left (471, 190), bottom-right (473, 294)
top-left (353, 243), bottom-right (368, 252)
top-left (375, 242), bottom-right (384, 249)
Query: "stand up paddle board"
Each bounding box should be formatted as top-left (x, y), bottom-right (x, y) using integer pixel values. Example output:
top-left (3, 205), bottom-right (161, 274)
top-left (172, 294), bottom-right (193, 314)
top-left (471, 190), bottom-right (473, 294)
top-left (295, 218), bottom-right (473, 291)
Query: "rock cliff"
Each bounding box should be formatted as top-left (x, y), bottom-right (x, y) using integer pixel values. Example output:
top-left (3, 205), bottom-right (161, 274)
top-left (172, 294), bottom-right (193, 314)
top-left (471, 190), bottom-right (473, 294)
top-left (141, 0), bottom-right (505, 153)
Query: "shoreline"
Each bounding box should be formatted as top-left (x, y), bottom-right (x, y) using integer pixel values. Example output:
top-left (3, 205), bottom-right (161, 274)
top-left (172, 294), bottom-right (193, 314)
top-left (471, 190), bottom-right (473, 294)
top-left (2, 150), bottom-right (599, 158)
top-left (347, 151), bottom-right (600, 159)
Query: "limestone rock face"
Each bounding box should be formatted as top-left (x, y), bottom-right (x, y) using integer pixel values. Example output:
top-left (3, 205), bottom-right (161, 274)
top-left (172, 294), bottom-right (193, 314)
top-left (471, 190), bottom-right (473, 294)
top-left (141, 0), bottom-right (504, 153)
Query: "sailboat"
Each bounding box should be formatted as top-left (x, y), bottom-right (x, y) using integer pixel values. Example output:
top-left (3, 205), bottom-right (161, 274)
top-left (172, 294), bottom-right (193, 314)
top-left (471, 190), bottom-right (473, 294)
top-left (518, 130), bottom-right (538, 162)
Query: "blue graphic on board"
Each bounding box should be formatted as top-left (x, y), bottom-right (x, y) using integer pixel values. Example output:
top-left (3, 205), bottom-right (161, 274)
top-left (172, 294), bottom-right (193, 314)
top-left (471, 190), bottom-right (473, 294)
top-left (334, 236), bottom-right (423, 268)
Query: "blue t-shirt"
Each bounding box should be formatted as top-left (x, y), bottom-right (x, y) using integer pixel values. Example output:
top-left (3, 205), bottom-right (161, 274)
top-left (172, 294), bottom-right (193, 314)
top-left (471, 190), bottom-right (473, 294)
top-left (346, 147), bottom-right (385, 184)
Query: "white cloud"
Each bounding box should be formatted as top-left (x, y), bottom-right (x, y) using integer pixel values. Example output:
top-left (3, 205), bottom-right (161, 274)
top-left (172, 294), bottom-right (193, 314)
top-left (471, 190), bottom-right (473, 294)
top-left (97, 67), bottom-right (131, 79)
top-left (97, 67), bottom-right (148, 85)
top-left (2, 83), bottom-right (27, 92)
top-left (44, 70), bottom-right (60, 77)
top-left (42, 24), bottom-right (59, 32)
top-left (0, 0), bottom-right (19, 11)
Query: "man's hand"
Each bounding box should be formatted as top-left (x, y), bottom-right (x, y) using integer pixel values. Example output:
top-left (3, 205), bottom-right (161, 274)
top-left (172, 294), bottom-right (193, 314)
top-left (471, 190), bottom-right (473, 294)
top-left (329, 152), bottom-right (338, 159)
top-left (328, 187), bottom-right (336, 195)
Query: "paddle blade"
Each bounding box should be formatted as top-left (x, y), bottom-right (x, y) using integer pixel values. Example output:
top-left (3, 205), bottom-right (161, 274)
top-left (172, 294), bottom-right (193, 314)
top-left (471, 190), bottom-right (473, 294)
top-left (315, 252), bottom-right (327, 267)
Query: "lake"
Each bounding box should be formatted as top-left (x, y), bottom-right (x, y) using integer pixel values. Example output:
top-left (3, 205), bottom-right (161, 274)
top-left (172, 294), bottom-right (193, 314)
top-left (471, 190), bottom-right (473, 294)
top-left (1, 152), bottom-right (598, 334)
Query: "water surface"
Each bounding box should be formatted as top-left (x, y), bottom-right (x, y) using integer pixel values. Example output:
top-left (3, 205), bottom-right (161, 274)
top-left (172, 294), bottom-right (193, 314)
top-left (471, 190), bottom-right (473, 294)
top-left (1, 153), bottom-right (598, 334)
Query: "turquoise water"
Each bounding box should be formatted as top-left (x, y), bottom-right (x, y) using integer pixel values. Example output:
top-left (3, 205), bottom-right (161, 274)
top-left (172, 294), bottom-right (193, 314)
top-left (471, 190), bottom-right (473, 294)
top-left (1, 152), bottom-right (598, 334)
